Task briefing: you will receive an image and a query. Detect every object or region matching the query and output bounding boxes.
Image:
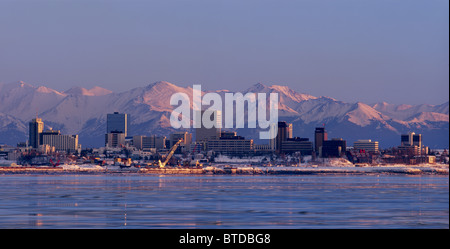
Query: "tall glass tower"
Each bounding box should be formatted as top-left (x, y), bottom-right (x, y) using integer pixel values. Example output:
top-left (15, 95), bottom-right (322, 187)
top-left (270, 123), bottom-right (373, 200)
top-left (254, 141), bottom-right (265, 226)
top-left (275, 121), bottom-right (292, 153)
top-left (106, 112), bottom-right (128, 136)
top-left (315, 127), bottom-right (328, 154)
top-left (29, 117), bottom-right (44, 148)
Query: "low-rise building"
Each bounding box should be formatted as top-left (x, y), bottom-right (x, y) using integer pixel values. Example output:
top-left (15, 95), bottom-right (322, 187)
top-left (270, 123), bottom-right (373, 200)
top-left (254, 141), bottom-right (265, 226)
top-left (281, 137), bottom-right (313, 155)
top-left (208, 135), bottom-right (253, 155)
top-left (133, 135), bottom-right (166, 151)
top-left (254, 144), bottom-right (273, 152)
top-left (398, 145), bottom-right (420, 156)
top-left (105, 131), bottom-right (126, 148)
top-left (321, 138), bottom-right (347, 158)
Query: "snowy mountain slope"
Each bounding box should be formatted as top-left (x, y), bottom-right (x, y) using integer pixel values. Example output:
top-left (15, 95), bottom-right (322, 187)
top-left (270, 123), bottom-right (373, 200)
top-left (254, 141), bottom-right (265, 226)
top-left (0, 81), bottom-right (66, 121)
top-left (0, 112), bottom-right (26, 132)
top-left (242, 83), bottom-right (317, 116)
top-left (0, 112), bottom-right (27, 145)
top-left (345, 102), bottom-right (396, 129)
top-left (405, 112), bottom-right (449, 124)
top-left (0, 80), bottom-right (448, 148)
top-left (372, 101), bottom-right (449, 120)
top-left (39, 94), bottom-right (115, 133)
top-left (131, 81), bottom-right (195, 114)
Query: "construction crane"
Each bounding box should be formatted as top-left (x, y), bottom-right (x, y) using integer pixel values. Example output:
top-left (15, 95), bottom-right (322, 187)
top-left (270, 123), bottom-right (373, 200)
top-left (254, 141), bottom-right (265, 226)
top-left (158, 139), bottom-right (183, 168)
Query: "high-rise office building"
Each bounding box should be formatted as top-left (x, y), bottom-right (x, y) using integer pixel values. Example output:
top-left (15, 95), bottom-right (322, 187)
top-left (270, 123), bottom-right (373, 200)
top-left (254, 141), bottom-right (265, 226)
top-left (275, 121), bottom-right (293, 153)
top-left (315, 127), bottom-right (327, 154)
top-left (107, 112), bottom-right (128, 136)
top-left (269, 123), bottom-right (277, 151)
top-left (401, 132), bottom-right (422, 147)
top-left (353, 139), bottom-right (379, 152)
top-left (412, 133), bottom-right (422, 148)
top-left (29, 117), bottom-right (44, 148)
top-left (400, 132), bottom-right (423, 155)
top-left (195, 110), bottom-right (222, 142)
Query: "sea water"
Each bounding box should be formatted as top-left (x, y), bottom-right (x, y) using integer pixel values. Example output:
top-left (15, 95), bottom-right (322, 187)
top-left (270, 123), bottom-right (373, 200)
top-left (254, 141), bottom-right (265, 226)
top-left (0, 174), bottom-right (447, 228)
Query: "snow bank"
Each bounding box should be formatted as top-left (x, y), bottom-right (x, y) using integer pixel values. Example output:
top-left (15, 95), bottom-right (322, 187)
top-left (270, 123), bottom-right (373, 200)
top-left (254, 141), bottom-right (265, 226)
top-left (0, 160), bottom-right (18, 166)
top-left (307, 158), bottom-right (354, 167)
top-left (214, 155), bottom-right (266, 163)
top-left (62, 164), bottom-right (104, 171)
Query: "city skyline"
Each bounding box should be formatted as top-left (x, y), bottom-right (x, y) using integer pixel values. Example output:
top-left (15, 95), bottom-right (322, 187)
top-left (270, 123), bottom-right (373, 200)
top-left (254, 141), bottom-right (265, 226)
top-left (21, 113), bottom-right (438, 168)
top-left (16, 112), bottom-right (442, 169)
top-left (0, 0), bottom-right (448, 105)
top-left (0, 80), bottom-right (448, 149)
top-left (24, 113), bottom-right (432, 152)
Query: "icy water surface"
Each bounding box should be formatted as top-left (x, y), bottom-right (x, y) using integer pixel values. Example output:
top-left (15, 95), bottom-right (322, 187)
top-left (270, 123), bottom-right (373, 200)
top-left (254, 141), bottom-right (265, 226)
top-left (0, 174), bottom-right (448, 228)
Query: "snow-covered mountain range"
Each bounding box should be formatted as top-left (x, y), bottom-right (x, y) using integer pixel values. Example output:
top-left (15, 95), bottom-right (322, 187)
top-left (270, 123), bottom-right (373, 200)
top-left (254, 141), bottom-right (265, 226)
top-left (0, 81), bottom-right (448, 148)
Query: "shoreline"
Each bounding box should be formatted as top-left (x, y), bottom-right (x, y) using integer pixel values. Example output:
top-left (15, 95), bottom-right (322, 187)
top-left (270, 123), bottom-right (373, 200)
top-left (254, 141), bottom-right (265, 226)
top-left (0, 164), bottom-right (448, 175)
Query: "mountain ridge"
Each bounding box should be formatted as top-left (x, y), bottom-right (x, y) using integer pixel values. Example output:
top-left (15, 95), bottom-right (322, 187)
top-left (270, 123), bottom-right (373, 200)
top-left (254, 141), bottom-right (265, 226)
top-left (0, 80), bottom-right (448, 148)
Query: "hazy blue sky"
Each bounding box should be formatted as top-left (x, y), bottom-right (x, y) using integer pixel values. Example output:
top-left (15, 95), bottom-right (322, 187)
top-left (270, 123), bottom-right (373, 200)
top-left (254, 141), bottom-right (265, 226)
top-left (0, 0), bottom-right (448, 105)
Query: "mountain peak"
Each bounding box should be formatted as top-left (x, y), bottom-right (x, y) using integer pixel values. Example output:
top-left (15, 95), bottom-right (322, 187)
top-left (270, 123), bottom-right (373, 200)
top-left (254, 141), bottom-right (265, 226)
top-left (17, 81), bottom-right (32, 87)
top-left (346, 101), bottom-right (391, 127)
top-left (64, 86), bottom-right (87, 95)
top-left (144, 81), bottom-right (193, 95)
top-left (64, 86), bottom-right (112, 96)
top-left (0, 81), bottom-right (35, 93)
top-left (245, 82), bottom-right (268, 92)
top-left (36, 86), bottom-right (65, 95)
top-left (253, 82), bottom-right (267, 89)
top-left (270, 84), bottom-right (290, 91)
top-left (148, 81), bottom-right (177, 88)
top-left (245, 83), bottom-right (317, 103)
top-left (87, 86), bottom-right (112, 96)
top-left (10, 81), bottom-right (34, 89)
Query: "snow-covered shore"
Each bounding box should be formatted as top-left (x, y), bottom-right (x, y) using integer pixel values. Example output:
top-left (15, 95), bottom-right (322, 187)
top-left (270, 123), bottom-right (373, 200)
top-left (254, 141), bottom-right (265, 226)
top-left (1, 161), bottom-right (447, 175)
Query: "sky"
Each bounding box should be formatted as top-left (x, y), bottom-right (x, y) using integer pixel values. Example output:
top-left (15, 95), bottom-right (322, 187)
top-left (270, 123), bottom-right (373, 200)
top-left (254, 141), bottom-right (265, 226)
top-left (0, 0), bottom-right (448, 105)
